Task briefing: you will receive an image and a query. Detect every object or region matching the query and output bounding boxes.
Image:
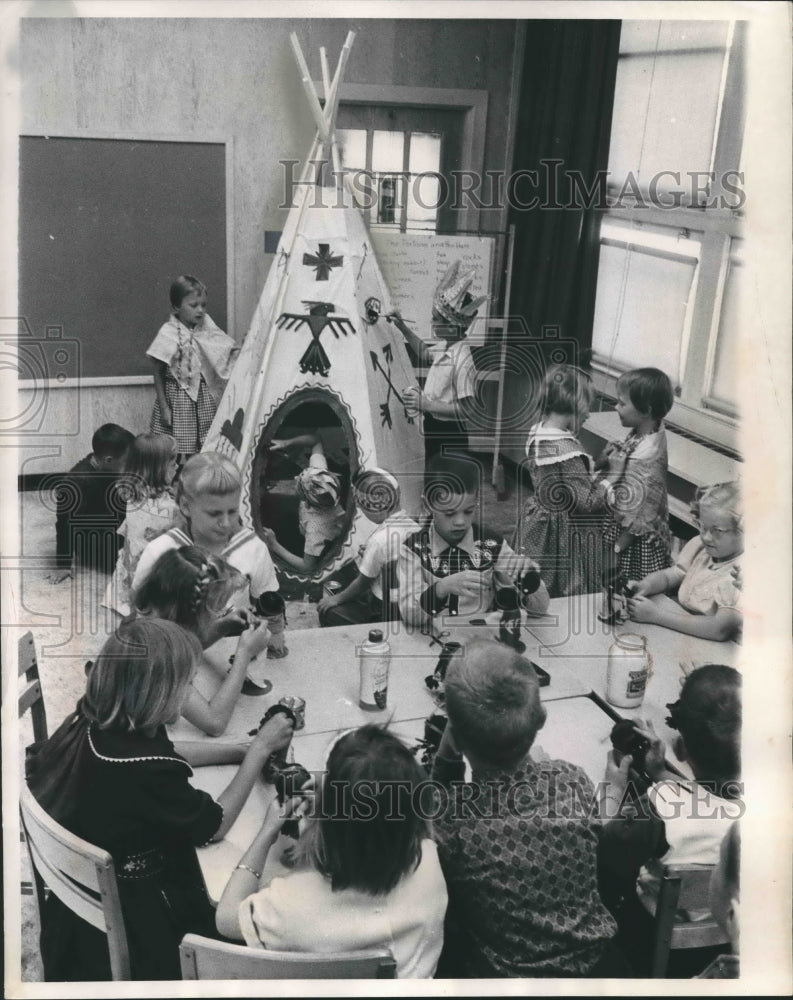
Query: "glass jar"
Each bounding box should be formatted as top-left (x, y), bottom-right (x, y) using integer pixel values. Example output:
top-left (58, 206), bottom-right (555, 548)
top-left (606, 633), bottom-right (651, 709)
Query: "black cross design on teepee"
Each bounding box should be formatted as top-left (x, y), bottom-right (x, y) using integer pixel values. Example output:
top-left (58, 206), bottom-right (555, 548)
top-left (370, 345), bottom-right (414, 429)
top-left (303, 244), bottom-right (344, 281)
top-left (277, 301), bottom-right (355, 377)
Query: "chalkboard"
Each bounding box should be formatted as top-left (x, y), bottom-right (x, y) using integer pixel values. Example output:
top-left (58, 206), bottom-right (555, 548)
top-left (368, 230), bottom-right (494, 343)
top-left (19, 135), bottom-right (227, 380)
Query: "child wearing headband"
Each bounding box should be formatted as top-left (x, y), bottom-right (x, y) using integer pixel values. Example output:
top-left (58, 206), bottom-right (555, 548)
top-left (262, 435), bottom-right (346, 576)
top-left (317, 467), bottom-right (419, 627)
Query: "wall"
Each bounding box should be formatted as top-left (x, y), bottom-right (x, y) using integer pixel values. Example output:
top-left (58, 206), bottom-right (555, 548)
top-left (19, 16), bottom-right (520, 473)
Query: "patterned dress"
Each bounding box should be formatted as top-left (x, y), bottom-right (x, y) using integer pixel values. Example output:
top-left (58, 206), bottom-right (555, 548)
top-left (103, 489), bottom-right (179, 617)
top-left (602, 425), bottom-right (672, 579)
top-left (147, 313), bottom-right (238, 455)
top-left (513, 423), bottom-right (613, 597)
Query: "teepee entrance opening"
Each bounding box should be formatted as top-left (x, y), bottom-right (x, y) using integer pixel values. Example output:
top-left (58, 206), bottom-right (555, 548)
top-left (251, 388), bottom-right (358, 574)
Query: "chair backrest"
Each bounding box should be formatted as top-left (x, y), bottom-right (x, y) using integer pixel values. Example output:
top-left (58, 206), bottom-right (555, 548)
top-left (19, 784), bottom-right (131, 980)
top-left (650, 861), bottom-right (730, 977)
top-left (380, 559), bottom-right (400, 623)
top-left (179, 934), bottom-right (397, 980)
top-left (18, 631), bottom-right (48, 744)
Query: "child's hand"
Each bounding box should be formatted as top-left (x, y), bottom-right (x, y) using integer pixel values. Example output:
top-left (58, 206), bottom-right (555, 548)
top-left (627, 593), bottom-right (659, 623)
top-left (160, 403), bottom-right (173, 431)
top-left (250, 712), bottom-right (294, 759)
top-left (402, 385), bottom-right (422, 414)
top-left (213, 606), bottom-right (250, 639)
top-left (46, 569), bottom-right (72, 584)
top-left (237, 618), bottom-right (271, 660)
top-left (594, 441), bottom-right (617, 472)
top-left (497, 554), bottom-right (541, 586)
top-left (261, 527), bottom-right (277, 550)
top-left (439, 570), bottom-right (488, 600)
top-left (634, 719), bottom-right (667, 780)
top-left (317, 594), bottom-right (341, 614)
top-left (627, 577), bottom-right (652, 598)
top-left (603, 749), bottom-right (633, 794)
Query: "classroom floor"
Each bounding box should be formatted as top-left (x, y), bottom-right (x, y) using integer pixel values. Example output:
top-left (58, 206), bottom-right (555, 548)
top-left (12, 453), bottom-right (520, 983)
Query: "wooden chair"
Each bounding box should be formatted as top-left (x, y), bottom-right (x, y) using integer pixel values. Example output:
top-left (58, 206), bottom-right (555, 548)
top-left (19, 784), bottom-right (131, 981)
top-left (648, 859), bottom-right (730, 977)
top-left (179, 934), bottom-right (397, 980)
top-left (18, 631), bottom-right (48, 744)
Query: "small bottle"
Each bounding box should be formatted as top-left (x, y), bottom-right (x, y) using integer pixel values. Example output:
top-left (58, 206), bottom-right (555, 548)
top-left (358, 628), bottom-right (391, 711)
top-left (606, 633), bottom-right (651, 708)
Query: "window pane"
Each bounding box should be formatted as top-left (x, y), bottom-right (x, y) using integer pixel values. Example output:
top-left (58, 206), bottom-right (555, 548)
top-left (407, 132), bottom-right (442, 229)
top-left (337, 128), bottom-right (367, 170)
top-left (592, 239), bottom-right (699, 386)
top-left (609, 50), bottom-right (727, 196)
top-left (371, 130), bottom-right (404, 173)
top-left (708, 242), bottom-right (742, 411)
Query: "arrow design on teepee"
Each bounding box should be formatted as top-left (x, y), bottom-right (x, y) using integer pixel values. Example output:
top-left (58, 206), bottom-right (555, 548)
top-left (370, 346), bottom-right (414, 429)
top-left (277, 301), bottom-right (355, 377)
top-left (303, 243), bottom-right (344, 280)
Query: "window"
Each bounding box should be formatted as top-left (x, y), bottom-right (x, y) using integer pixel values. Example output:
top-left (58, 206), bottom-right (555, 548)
top-left (591, 20), bottom-right (745, 451)
top-left (337, 127), bottom-right (443, 230)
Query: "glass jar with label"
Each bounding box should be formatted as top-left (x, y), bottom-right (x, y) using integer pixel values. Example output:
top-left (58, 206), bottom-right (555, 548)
top-left (606, 633), bottom-right (651, 709)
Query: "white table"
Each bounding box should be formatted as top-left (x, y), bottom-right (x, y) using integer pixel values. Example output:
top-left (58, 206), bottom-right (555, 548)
top-left (521, 592), bottom-right (741, 769)
top-left (180, 614), bottom-right (595, 902)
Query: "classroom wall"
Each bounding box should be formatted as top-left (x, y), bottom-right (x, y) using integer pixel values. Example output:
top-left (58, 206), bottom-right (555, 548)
top-left (19, 17), bottom-right (520, 473)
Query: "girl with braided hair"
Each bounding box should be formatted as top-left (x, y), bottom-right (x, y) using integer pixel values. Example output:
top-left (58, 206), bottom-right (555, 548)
top-left (134, 546), bottom-right (271, 737)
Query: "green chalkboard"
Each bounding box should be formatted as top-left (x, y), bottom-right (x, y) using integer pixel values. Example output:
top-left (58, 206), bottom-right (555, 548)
top-left (19, 135), bottom-right (227, 379)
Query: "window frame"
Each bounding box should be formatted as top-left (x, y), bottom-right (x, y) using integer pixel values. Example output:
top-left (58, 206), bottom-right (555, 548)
top-left (591, 20), bottom-right (746, 453)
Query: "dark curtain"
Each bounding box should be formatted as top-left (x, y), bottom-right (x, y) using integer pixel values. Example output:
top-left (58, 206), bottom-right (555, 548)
top-left (500, 19), bottom-right (621, 461)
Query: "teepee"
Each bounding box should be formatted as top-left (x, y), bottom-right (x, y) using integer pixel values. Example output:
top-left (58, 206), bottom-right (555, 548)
top-left (203, 32), bottom-right (424, 581)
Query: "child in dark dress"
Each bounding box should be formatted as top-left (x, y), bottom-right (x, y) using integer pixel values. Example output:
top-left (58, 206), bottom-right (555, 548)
top-left (25, 618), bottom-right (293, 981)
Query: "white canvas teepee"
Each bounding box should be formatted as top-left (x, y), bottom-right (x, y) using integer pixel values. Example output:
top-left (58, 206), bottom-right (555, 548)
top-left (203, 33), bottom-right (424, 581)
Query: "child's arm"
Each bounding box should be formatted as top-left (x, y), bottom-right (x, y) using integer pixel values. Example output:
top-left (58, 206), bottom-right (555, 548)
top-left (261, 526), bottom-right (321, 576)
top-left (629, 565), bottom-right (685, 598)
top-left (317, 570), bottom-right (372, 615)
top-left (215, 792), bottom-right (309, 940)
top-left (175, 739), bottom-right (249, 767)
top-left (210, 712), bottom-right (295, 842)
top-left (387, 311), bottom-right (432, 368)
top-left (181, 621), bottom-right (271, 737)
top-left (627, 596), bottom-right (741, 641)
top-left (151, 359), bottom-right (172, 429)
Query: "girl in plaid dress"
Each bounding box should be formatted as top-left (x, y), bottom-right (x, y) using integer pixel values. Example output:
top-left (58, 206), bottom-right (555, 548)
top-left (148, 275), bottom-right (239, 458)
top-left (596, 367), bottom-right (674, 580)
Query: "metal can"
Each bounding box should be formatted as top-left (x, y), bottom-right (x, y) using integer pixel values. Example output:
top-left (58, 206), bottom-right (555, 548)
top-left (324, 580), bottom-right (343, 598)
top-left (278, 696), bottom-right (306, 730)
top-left (358, 629), bottom-right (391, 711)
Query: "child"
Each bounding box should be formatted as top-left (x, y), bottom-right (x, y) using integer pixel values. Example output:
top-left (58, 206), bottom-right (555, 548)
top-left (390, 260), bottom-right (486, 463)
top-left (598, 664), bottom-right (742, 977)
top-left (431, 639), bottom-right (624, 977)
top-left (697, 821), bottom-right (740, 978)
top-left (134, 546), bottom-right (272, 736)
top-left (317, 467), bottom-right (419, 627)
top-left (596, 367), bottom-right (674, 580)
top-left (103, 432), bottom-right (179, 617)
top-left (147, 275), bottom-right (239, 458)
top-left (398, 454), bottom-right (550, 628)
top-left (25, 617), bottom-right (294, 981)
top-left (261, 435), bottom-right (347, 577)
top-left (216, 725), bottom-right (447, 978)
top-left (627, 481), bottom-right (742, 642)
top-left (48, 423), bottom-right (135, 584)
top-left (513, 364), bottom-right (626, 597)
top-left (132, 452), bottom-right (279, 689)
